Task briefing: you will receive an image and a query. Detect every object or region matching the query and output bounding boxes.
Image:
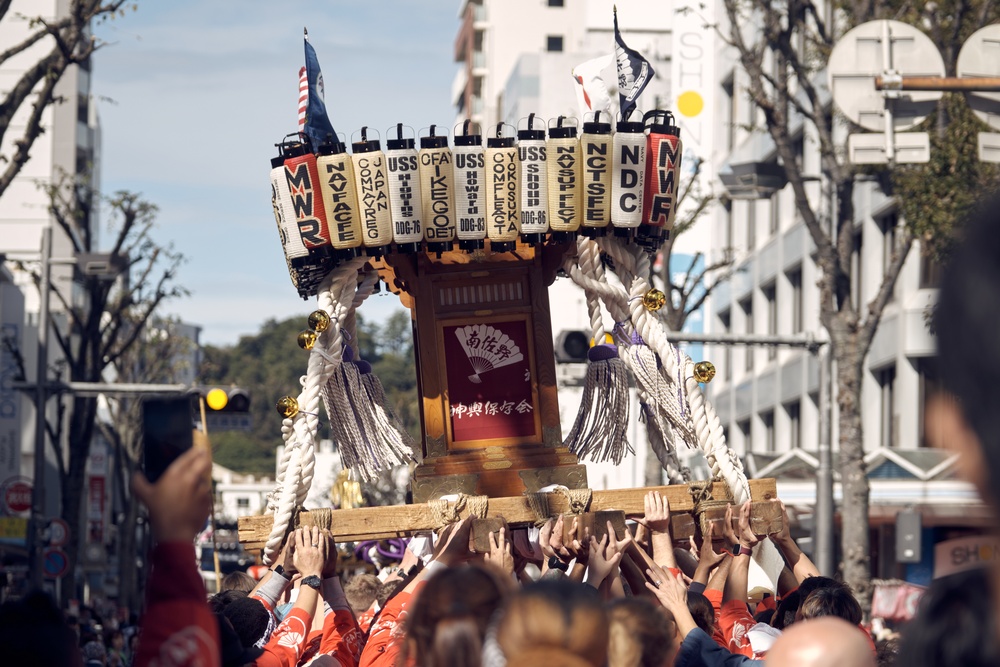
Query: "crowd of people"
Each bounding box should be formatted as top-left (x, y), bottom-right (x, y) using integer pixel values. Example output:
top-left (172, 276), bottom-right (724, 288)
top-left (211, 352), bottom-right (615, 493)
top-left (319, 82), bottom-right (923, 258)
top-left (5, 192), bottom-right (1000, 667)
top-left (5, 441), bottom-right (898, 667)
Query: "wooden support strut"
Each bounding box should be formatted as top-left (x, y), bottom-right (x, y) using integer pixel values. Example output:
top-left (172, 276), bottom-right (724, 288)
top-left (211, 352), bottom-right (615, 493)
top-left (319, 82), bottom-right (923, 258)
top-left (239, 478), bottom-right (781, 550)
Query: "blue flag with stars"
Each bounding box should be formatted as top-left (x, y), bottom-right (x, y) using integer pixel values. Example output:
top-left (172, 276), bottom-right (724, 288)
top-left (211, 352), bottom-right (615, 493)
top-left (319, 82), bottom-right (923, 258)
top-left (303, 28), bottom-right (337, 148)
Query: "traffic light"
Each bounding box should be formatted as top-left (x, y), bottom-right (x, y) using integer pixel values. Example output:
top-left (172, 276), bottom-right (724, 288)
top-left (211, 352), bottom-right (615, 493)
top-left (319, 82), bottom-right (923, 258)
top-left (188, 386), bottom-right (252, 431)
top-left (553, 330), bottom-right (615, 363)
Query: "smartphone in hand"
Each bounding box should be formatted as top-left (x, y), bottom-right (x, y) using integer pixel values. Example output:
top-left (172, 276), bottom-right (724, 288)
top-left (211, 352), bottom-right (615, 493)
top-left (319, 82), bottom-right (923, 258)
top-left (142, 397), bottom-right (195, 483)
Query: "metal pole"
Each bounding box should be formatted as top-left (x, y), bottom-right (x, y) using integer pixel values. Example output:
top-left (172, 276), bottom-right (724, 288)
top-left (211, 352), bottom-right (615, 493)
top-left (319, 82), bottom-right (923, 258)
top-left (875, 75), bottom-right (1000, 91)
top-left (815, 346), bottom-right (835, 576)
top-left (28, 226), bottom-right (52, 591)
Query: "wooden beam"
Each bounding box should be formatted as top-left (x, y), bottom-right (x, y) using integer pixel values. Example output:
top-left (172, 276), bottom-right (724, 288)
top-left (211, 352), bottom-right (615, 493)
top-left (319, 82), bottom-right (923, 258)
top-left (239, 479), bottom-right (778, 548)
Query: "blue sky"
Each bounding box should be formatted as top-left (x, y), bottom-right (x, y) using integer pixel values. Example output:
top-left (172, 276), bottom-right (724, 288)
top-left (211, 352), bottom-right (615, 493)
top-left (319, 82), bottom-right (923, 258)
top-left (93, 1), bottom-right (458, 345)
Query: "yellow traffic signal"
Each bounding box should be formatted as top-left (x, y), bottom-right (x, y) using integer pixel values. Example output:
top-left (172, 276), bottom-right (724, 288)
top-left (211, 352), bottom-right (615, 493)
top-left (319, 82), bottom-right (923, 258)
top-left (206, 388), bottom-right (229, 410)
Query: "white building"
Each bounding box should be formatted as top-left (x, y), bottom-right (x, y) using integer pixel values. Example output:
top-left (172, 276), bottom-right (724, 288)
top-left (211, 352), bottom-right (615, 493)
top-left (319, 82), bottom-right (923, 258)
top-left (700, 0), bottom-right (985, 580)
top-left (0, 1), bottom-right (100, 544)
top-left (454, 0), bottom-right (719, 490)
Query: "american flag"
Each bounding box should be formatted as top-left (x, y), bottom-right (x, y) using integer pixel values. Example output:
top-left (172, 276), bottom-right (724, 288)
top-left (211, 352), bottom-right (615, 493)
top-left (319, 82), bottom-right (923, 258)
top-left (297, 66), bottom-right (308, 132)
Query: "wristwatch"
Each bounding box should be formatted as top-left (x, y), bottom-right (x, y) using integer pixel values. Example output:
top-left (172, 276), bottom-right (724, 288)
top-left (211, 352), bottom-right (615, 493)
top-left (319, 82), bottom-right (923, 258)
top-left (731, 543), bottom-right (753, 557)
top-left (301, 575), bottom-right (322, 590)
top-left (271, 564), bottom-right (285, 577)
top-left (547, 556), bottom-right (569, 572)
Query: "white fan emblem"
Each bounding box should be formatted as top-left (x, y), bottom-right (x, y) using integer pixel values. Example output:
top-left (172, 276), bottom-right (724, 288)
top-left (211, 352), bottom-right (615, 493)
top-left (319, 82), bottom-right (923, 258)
top-left (455, 324), bottom-right (524, 384)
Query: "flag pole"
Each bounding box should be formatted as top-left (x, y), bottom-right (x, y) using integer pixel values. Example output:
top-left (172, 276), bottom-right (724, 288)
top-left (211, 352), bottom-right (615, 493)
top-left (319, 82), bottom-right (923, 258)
top-left (198, 398), bottom-right (223, 590)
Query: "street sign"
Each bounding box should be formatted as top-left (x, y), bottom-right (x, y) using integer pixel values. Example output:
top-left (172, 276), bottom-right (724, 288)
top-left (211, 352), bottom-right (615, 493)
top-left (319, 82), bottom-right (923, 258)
top-left (47, 518), bottom-right (70, 547)
top-left (42, 546), bottom-right (70, 579)
top-left (1, 477), bottom-right (32, 514)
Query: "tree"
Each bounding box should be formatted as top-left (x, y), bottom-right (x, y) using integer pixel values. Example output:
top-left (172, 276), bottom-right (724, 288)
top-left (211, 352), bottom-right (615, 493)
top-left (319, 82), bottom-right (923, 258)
top-left (16, 175), bottom-right (186, 597)
top-left (203, 310), bottom-right (419, 497)
top-left (718, 0), bottom-right (1000, 605)
top-left (0, 0), bottom-right (129, 200)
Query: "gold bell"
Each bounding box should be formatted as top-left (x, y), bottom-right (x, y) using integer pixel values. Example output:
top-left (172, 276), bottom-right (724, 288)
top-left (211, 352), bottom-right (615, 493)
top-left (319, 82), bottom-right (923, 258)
top-left (308, 309), bottom-right (332, 333)
top-left (275, 396), bottom-right (299, 418)
top-left (642, 288), bottom-right (667, 312)
top-left (693, 361), bottom-right (716, 384)
top-left (297, 330), bottom-right (318, 350)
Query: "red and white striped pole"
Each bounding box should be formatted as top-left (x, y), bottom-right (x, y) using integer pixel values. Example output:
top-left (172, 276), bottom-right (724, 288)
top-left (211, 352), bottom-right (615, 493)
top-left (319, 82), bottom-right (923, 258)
top-left (297, 66), bottom-right (308, 134)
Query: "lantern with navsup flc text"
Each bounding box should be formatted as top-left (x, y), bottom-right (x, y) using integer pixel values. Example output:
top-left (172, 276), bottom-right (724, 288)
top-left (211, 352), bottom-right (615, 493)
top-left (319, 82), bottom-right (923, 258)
top-left (546, 116), bottom-right (582, 242)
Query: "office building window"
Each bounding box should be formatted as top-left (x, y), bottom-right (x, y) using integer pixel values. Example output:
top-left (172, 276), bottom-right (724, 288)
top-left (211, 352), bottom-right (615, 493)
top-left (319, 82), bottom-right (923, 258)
top-left (722, 75), bottom-right (735, 151)
top-left (741, 297), bottom-right (753, 372)
top-left (850, 229), bottom-right (863, 311)
top-left (919, 250), bottom-right (943, 288)
top-left (724, 199), bottom-right (734, 259)
top-left (785, 401), bottom-right (801, 449)
top-left (787, 267), bottom-right (803, 334)
top-left (546, 35), bottom-right (564, 52)
top-left (917, 358), bottom-right (940, 448)
top-left (761, 410), bottom-right (775, 452)
top-left (548, 0), bottom-right (564, 5)
top-left (764, 284), bottom-right (777, 360)
top-left (738, 419), bottom-right (752, 452)
top-left (877, 365), bottom-right (896, 448)
top-left (880, 212), bottom-right (898, 301)
top-left (720, 309), bottom-right (732, 381)
top-left (236, 497), bottom-right (250, 509)
top-left (769, 187), bottom-right (780, 235)
top-left (746, 202), bottom-right (756, 252)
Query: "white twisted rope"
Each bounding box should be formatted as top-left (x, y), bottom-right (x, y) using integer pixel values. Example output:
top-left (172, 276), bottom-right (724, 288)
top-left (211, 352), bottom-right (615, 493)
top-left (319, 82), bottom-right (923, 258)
top-left (263, 257), bottom-right (368, 563)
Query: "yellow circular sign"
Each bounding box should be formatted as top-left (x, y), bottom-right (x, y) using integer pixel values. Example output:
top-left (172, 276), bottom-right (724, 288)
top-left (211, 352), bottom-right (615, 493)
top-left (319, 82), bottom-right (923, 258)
top-left (206, 388), bottom-right (229, 411)
top-left (677, 91), bottom-right (704, 118)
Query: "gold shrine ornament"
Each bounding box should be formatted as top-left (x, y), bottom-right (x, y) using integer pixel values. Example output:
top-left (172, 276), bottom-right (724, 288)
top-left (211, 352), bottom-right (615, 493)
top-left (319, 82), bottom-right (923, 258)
top-left (642, 289), bottom-right (667, 312)
top-left (276, 395), bottom-right (299, 418)
top-left (298, 330), bottom-right (318, 350)
top-left (308, 309), bottom-right (332, 333)
top-left (693, 361), bottom-right (716, 384)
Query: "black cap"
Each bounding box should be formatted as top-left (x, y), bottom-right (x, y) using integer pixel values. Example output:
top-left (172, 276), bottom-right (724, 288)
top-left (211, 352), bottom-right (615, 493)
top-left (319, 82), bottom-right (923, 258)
top-left (613, 226), bottom-right (636, 239)
top-left (580, 226), bottom-right (608, 238)
top-left (487, 136), bottom-right (515, 148)
top-left (317, 138), bottom-right (348, 155)
top-left (549, 230), bottom-right (577, 244)
top-left (490, 240), bottom-right (516, 253)
top-left (282, 141), bottom-right (311, 159)
top-left (616, 120), bottom-right (645, 134)
top-left (387, 136), bottom-right (415, 150)
top-left (583, 110), bottom-right (611, 135)
top-left (420, 135), bottom-right (448, 149)
top-left (459, 238), bottom-right (485, 251)
top-left (352, 126), bottom-right (382, 153)
top-left (644, 110), bottom-right (681, 136)
top-left (520, 232), bottom-right (546, 245)
top-left (332, 246), bottom-right (360, 261)
top-left (549, 116), bottom-right (578, 139)
top-left (394, 241), bottom-right (422, 254)
top-left (364, 243), bottom-right (389, 258)
top-left (519, 112), bottom-right (545, 140)
top-left (426, 240), bottom-right (454, 255)
top-left (455, 133), bottom-right (482, 147)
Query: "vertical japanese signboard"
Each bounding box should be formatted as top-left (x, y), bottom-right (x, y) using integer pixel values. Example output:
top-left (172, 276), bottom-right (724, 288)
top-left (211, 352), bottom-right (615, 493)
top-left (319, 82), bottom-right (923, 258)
top-left (0, 281), bottom-right (24, 484)
top-left (443, 318), bottom-right (538, 445)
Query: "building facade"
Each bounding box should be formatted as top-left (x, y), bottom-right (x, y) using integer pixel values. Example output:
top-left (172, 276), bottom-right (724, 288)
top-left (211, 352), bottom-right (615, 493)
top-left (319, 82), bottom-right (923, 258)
top-left (701, 0), bottom-right (987, 583)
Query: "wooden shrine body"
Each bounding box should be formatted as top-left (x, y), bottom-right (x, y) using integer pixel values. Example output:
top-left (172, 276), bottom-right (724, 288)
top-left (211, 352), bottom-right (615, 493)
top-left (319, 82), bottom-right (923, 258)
top-left (374, 239), bottom-right (587, 502)
top-left (239, 240), bottom-right (784, 551)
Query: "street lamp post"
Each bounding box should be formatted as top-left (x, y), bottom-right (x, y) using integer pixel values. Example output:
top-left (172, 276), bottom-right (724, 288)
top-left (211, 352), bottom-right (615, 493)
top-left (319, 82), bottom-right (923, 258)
top-left (28, 226), bottom-right (52, 590)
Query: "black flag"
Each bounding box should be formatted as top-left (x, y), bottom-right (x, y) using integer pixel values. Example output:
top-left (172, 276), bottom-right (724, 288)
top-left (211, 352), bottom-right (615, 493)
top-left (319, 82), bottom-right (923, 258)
top-left (614, 8), bottom-right (655, 121)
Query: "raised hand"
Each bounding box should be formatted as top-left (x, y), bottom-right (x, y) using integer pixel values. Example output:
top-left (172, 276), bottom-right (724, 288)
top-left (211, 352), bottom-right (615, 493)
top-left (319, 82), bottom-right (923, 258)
top-left (291, 526), bottom-right (327, 578)
top-left (737, 501), bottom-right (760, 550)
top-left (434, 518), bottom-right (474, 567)
top-left (485, 526), bottom-right (514, 576)
top-left (637, 491), bottom-right (672, 536)
top-left (132, 447), bottom-right (213, 544)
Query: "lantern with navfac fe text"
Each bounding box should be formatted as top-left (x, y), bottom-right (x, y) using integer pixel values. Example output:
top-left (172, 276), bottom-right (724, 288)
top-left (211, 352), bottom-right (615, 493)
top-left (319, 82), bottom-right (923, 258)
top-left (316, 136), bottom-right (363, 262)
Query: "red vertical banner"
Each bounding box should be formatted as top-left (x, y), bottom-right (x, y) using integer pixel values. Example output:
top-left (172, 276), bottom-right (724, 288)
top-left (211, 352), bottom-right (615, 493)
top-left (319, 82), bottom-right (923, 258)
top-left (443, 319), bottom-right (537, 443)
top-left (87, 476), bottom-right (105, 543)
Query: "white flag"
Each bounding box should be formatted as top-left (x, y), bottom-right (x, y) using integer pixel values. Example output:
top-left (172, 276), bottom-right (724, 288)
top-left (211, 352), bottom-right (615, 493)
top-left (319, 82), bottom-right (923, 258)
top-left (571, 54), bottom-right (614, 119)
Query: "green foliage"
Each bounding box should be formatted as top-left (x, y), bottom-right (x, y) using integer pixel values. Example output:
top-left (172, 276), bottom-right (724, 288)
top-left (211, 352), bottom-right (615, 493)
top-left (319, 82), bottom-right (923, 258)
top-left (892, 94), bottom-right (1000, 261)
top-left (202, 311), bottom-right (419, 475)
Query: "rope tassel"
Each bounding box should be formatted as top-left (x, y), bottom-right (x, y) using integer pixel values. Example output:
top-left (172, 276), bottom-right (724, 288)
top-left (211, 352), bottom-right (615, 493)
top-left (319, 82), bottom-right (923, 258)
top-left (564, 344), bottom-right (632, 464)
top-left (321, 346), bottom-right (413, 482)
